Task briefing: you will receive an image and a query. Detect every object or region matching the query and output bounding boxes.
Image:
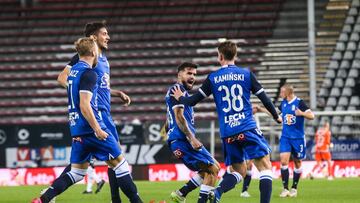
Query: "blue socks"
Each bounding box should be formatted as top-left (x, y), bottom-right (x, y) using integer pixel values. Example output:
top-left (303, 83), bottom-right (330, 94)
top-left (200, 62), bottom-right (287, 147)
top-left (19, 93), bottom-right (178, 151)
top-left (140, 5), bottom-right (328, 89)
top-left (59, 164), bottom-right (71, 177)
top-left (179, 173), bottom-right (203, 197)
top-left (216, 170), bottom-right (242, 196)
top-left (198, 184), bottom-right (214, 203)
top-left (281, 165), bottom-right (289, 190)
top-left (41, 168), bottom-right (87, 203)
top-left (292, 167), bottom-right (302, 189)
top-left (108, 167), bottom-right (121, 203)
top-left (259, 170), bottom-right (273, 203)
top-left (242, 170), bottom-right (252, 192)
top-left (113, 159), bottom-right (142, 203)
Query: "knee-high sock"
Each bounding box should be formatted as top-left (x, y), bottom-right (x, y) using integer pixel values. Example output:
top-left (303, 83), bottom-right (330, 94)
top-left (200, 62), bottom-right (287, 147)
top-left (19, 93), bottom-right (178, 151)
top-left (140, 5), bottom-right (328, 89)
top-left (59, 164), bottom-right (72, 177)
top-left (179, 173), bottom-right (203, 197)
top-left (41, 168), bottom-right (87, 203)
top-left (292, 167), bottom-right (302, 189)
top-left (242, 170), bottom-right (252, 192)
top-left (281, 165), bottom-right (289, 190)
top-left (113, 159), bottom-right (142, 203)
top-left (216, 170), bottom-right (242, 196)
top-left (198, 184), bottom-right (214, 203)
top-left (108, 167), bottom-right (121, 203)
top-left (259, 170), bottom-right (272, 203)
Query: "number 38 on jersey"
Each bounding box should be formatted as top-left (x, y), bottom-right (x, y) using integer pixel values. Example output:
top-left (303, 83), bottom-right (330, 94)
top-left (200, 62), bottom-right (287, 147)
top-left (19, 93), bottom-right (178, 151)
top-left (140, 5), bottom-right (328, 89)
top-left (218, 84), bottom-right (246, 127)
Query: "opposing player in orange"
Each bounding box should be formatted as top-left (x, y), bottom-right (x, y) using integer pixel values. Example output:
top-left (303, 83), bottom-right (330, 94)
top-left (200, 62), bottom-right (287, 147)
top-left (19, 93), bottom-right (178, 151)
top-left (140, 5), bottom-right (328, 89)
top-left (310, 121), bottom-right (333, 180)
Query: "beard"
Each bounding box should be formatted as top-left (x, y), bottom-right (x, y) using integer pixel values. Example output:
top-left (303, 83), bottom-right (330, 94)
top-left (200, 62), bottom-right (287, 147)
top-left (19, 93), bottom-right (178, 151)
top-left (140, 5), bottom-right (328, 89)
top-left (182, 79), bottom-right (194, 90)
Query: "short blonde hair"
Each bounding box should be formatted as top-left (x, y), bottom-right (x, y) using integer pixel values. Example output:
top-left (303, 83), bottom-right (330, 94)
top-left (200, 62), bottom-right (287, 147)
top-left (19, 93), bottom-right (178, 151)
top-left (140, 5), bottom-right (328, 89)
top-left (282, 83), bottom-right (294, 95)
top-left (74, 37), bottom-right (96, 57)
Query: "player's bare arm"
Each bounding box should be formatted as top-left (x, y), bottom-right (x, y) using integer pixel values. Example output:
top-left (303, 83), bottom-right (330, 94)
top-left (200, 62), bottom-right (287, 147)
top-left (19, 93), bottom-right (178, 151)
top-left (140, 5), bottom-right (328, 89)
top-left (79, 92), bottom-right (108, 140)
top-left (295, 108), bottom-right (315, 120)
top-left (110, 89), bottom-right (131, 106)
top-left (173, 107), bottom-right (203, 150)
top-left (57, 65), bottom-right (71, 88)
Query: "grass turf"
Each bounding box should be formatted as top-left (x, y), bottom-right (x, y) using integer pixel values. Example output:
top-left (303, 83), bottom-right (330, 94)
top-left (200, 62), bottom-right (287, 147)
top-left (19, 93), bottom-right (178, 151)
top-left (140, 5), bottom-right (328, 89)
top-left (1, 178), bottom-right (359, 203)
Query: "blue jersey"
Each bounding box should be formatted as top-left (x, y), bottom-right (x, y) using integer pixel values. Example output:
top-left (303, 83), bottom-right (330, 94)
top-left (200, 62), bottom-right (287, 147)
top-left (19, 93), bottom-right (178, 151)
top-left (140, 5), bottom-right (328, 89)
top-left (279, 97), bottom-right (309, 139)
top-left (68, 53), bottom-right (111, 112)
top-left (199, 65), bottom-right (264, 138)
top-left (165, 84), bottom-right (195, 141)
top-left (67, 60), bottom-right (106, 136)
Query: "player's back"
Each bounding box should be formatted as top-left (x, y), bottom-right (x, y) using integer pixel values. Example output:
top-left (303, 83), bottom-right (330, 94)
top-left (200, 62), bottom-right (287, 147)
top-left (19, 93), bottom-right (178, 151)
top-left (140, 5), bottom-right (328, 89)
top-left (67, 61), bottom-right (105, 136)
top-left (165, 84), bottom-right (195, 142)
top-left (207, 65), bottom-right (257, 138)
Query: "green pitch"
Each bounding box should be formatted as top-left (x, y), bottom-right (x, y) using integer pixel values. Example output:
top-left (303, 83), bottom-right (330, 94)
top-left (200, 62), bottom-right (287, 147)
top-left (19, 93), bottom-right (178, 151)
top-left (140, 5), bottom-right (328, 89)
top-left (1, 178), bottom-right (359, 203)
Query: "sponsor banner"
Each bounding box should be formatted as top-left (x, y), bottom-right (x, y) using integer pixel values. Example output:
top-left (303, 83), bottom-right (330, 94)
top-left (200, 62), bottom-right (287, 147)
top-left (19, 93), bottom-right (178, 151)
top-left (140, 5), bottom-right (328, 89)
top-left (0, 123), bottom-right (145, 147)
top-left (0, 166), bottom-right (118, 186)
top-left (0, 124), bottom-right (71, 147)
top-left (0, 160), bottom-right (359, 186)
top-left (6, 144), bottom-right (171, 167)
top-left (148, 160), bottom-right (360, 181)
top-left (118, 123), bottom-right (145, 144)
top-left (306, 139), bottom-right (360, 160)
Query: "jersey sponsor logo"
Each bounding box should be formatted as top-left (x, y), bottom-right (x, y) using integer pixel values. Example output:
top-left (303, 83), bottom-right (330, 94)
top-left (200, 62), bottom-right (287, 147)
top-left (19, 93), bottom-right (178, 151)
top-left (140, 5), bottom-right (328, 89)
top-left (214, 73), bottom-right (244, 84)
top-left (69, 112), bottom-right (79, 126)
top-left (224, 112), bottom-right (245, 128)
top-left (173, 149), bottom-right (183, 159)
top-left (284, 114), bottom-right (296, 125)
top-left (100, 73), bottom-right (110, 89)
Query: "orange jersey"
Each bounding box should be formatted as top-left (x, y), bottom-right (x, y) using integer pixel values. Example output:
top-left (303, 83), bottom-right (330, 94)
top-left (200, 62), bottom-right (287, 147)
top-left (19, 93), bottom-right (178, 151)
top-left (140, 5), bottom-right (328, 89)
top-left (315, 128), bottom-right (331, 152)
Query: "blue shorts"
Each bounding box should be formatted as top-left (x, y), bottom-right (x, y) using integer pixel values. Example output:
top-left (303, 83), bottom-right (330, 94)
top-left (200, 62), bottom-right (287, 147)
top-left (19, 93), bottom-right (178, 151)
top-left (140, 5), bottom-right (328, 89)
top-left (279, 136), bottom-right (306, 160)
top-left (99, 110), bottom-right (119, 142)
top-left (168, 139), bottom-right (215, 172)
top-left (222, 128), bottom-right (271, 166)
top-left (70, 129), bottom-right (122, 164)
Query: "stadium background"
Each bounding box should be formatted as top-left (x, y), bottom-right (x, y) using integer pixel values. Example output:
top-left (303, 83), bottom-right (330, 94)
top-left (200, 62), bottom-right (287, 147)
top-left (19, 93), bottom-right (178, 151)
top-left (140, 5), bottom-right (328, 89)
top-left (0, 0), bottom-right (359, 198)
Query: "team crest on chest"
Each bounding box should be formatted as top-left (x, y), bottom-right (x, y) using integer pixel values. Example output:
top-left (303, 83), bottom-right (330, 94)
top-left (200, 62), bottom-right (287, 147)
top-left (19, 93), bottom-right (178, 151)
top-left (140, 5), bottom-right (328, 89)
top-left (284, 114), bottom-right (296, 125)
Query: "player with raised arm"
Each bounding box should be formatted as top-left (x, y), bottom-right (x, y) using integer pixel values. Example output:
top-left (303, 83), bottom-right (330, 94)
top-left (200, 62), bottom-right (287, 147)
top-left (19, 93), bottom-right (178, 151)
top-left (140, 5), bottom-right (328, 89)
top-left (310, 121), bottom-right (333, 180)
top-left (165, 62), bottom-right (220, 203)
top-left (278, 84), bottom-right (315, 198)
top-left (172, 41), bottom-right (281, 203)
top-left (31, 37), bottom-right (142, 203)
top-left (55, 21), bottom-right (129, 203)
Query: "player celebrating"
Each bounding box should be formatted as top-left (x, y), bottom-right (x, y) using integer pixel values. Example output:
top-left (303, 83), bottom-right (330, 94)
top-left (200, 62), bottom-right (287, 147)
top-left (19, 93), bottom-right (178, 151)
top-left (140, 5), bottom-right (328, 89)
top-left (56, 21), bottom-right (130, 203)
top-left (82, 158), bottom-right (105, 194)
top-left (166, 62), bottom-right (220, 203)
top-left (32, 37), bottom-right (142, 203)
top-left (310, 121), bottom-right (333, 180)
top-left (172, 41), bottom-right (281, 203)
top-left (278, 84), bottom-right (315, 198)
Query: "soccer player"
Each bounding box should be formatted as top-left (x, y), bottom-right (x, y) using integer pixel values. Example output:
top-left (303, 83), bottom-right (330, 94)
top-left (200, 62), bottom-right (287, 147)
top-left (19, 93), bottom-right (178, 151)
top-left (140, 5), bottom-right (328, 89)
top-left (56, 21), bottom-right (130, 203)
top-left (171, 41), bottom-right (281, 203)
top-left (32, 37), bottom-right (142, 203)
top-left (278, 84), bottom-right (315, 198)
top-left (310, 121), bottom-right (333, 180)
top-left (82, 158), bottom-right (105, 194)
top-left (165, 62), bottom-right (220, 203)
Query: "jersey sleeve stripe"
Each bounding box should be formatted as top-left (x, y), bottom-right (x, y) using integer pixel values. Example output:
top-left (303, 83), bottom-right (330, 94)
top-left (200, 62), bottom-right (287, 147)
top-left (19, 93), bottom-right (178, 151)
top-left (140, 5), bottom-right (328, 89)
top-left (172, 104), bottom-right (184, 109)
top-left (254, 88), bottom-right (264, 95)
top-left (199, 88), bottom-right (207, 97)
top-left (79, 90), bottom-right (93, 95)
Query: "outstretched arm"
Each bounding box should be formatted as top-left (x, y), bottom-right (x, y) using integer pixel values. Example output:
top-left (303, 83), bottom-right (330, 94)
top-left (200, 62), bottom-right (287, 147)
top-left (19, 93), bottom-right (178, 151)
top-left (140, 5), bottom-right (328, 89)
top-left (171, 76), bottom-right (212, 106)
top-left (111, 89), bottom-right (131, 106)
top-left (251, 72), bottom-right (281, 123)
